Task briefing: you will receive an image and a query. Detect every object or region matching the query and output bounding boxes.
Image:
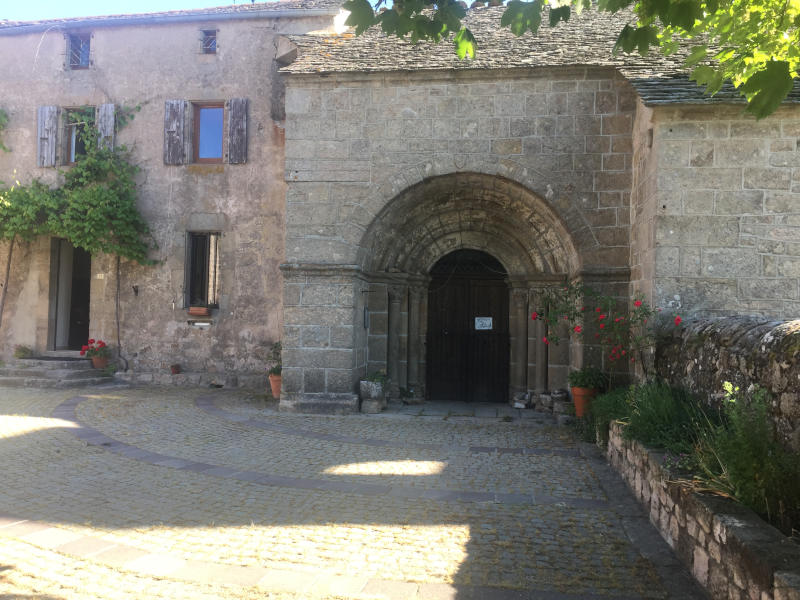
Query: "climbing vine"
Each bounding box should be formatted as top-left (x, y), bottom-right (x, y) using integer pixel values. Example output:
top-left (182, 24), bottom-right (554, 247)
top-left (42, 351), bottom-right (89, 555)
top-left (0, 108), bottom-right (9, 153)
top-left (0, 104), bottom-right (154, 331)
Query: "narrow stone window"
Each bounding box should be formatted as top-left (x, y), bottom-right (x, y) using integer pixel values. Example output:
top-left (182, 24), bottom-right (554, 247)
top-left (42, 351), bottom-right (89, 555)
top-left (68, 33), bottom-right (91, 69)
top-left (192, 103), bottom-right (224, 163)
top-left (201, 30), bottom-right (217, 54)
top-left (186, 232), bottom-right (221, 308)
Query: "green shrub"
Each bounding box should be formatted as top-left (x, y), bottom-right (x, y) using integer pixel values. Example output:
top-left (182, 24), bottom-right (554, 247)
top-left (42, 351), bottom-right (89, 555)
top-left (567, 366), bottom-right (609, 390)
top-left (693, 384), bottom-right (800, 535)
top-left (589, 386), bottom-right (633, 441)
top-left (13, 345), bottom-right (33, 359)
top-left (624, 383), bottom-right (706, 455)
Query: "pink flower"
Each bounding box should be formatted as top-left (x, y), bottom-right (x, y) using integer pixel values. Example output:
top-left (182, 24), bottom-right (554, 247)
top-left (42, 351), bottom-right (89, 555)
top-left (599, 323), bottom-right (605, 329)
top-left (634, 300), bottom-right (642, 307)
top-left (674, 316), bottom-right (682, 326)
top-left (573, 325), bottom-right (582, 333)
top-left (542, 336), bottom-right (549, 345)
top-left (598, 314), bottom-right (606, 320)
top-left (531, 311), bottom-right (538, 320)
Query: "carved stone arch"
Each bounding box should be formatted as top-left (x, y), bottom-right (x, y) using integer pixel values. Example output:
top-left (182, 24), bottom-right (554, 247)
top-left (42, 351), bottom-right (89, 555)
top-left (359, 172), bottom-right (581, 278)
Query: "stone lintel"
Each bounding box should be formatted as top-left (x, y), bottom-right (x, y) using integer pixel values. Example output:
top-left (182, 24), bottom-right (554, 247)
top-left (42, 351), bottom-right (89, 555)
top-left (279, 393), bottom-right (360, 415)
top-left (576, 266), bottom-right (631, 283)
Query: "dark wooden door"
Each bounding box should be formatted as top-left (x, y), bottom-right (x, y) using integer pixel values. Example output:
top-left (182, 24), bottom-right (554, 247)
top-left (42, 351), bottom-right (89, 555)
top-left (426, 252), bottom-right (509, 403)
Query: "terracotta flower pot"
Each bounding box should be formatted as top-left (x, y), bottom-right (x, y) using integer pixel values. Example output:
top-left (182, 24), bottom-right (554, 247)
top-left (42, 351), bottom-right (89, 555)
top-left (571, 386), bottom-right (597, 418)
top-left (91, 356), bottom-right (109, 369)
top-left (268, 374), bottom-right (282, 399)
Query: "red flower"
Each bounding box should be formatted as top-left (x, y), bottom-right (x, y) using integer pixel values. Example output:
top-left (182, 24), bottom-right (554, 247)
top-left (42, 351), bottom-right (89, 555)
top-left (88, 339), bottom-right (95, 344)
top-left (542, 336), bottom-right (549, 345)
top-left (531, 311), bottom-right (538, 320)
top-left (97, 341), bottom-right (106, 347)
top-left (79, 350), bottom-right (86, 356)
top-left (599, 324), bottom-right (605, 329)
top-left (634, 300), bottom-right (642, 307)
top-left (621, 350), bottom-right (626, 355)
top-left (595, 333), bottom-right (600, 338)
top-left (573, 325), bottom-right (582, 333)
top-left (81, 345), bottom-right (89, 351)
top-left (563, 315), bottom-right (568, 320)
top-left (595, 307), bottom-right (601, 312)
top-left (598, 314), bottom-right (606, 320)
top-left (674, 316), bottom-right (682, 326)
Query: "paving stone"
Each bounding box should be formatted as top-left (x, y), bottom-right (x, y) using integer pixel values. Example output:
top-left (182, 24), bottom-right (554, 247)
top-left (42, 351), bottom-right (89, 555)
top-left (0, 385), bottom-right (706, 600)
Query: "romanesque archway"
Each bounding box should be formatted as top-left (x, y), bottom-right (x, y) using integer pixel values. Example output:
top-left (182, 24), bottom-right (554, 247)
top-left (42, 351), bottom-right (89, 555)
top-left (357, 172), bottom-right (581, 403)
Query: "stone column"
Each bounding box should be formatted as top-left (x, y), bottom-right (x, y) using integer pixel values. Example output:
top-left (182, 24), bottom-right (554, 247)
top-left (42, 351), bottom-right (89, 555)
top-left (531, 286), bottom-right (548, 394)
top-left (407, 285), bottom-right (423, 395)
top-left (387, 284), bottom-right (405, 397)
top-left (511, 287), bottom-right (528, 401)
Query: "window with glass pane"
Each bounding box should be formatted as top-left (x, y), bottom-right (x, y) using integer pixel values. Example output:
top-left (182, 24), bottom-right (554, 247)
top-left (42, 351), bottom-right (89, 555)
top-left (202, 30), bottom-right (217, 54)
top-left (68, 34), bottom-right (90, 69)
top-left (193, 104), bottom-right (223, 163)
top-left (187, 232), bottom-right (220, 307)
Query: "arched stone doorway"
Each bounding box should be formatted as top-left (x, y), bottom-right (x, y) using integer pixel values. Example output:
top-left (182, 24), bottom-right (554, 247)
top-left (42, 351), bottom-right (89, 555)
top-left (279, 171), bottom-right (629, 413)
top-left (427, 249), bottom-right (509, 402)
top-left (358, 173), bottom-right (581, 405)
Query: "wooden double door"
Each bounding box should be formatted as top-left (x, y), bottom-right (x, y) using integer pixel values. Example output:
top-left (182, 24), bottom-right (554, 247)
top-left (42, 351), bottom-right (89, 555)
top-left (426, 251), bottom-right (510, 403)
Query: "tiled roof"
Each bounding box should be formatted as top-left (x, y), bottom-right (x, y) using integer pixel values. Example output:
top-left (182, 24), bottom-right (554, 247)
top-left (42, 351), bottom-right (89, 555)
top-left (284, 5), bottom-right (800, 106)
top-left (0, 0), bottom-right (342, 31)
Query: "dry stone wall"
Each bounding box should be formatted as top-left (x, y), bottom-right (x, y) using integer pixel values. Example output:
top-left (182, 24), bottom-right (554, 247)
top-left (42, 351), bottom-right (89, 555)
top-left (656, 316), bottom-right (800, 451)
top-left (608, 422), bottom-right (800, 600)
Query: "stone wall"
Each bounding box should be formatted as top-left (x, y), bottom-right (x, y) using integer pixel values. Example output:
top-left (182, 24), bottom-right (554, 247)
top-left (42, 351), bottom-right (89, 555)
top-left (656, 316), bottom-right (800, 451)
top-left (607, 422), bottom-right (800, 600)
top-left (282, 67), bottom-right (637, 403)
top-left (0, 12), bottom-right (335, 387)
top-left (633, 105), bottom-right (800, 318)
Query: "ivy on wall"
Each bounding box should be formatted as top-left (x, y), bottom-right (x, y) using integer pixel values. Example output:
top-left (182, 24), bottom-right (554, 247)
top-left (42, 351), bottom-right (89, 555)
top-left (0, 105), bottom-right (154, 331)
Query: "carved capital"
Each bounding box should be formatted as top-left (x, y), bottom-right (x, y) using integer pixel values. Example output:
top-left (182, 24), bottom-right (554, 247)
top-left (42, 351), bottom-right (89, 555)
top-left (511, 287), bottom-right (528, 309)
top-left (387, 284), bottom-right (406, 304)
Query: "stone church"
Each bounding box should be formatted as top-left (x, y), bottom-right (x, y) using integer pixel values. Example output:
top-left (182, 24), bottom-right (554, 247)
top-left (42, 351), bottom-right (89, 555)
top-left (0, 1), bottom-right (798, 412)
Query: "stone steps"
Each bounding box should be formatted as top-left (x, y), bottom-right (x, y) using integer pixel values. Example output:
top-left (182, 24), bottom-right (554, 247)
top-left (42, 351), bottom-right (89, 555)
top-left (0, 358), bottom-right (114, 389)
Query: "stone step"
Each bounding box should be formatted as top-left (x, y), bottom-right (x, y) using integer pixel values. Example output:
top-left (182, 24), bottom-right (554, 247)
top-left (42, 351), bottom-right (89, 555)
top-left (0, 367), bottom-right (105, 380)
top-left (0, 376), bottom-right (114, 389)
top-left (7, 358), bottom-right (94, 370)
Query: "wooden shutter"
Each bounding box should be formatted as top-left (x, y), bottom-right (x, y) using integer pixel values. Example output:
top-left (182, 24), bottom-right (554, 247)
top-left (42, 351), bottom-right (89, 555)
top-left (37, 106), bottom-right (59, 167)
top-left (96, 103), bottom-right (115, 149)
top-left (164, 99), bottom-right (186, 165)
top-left (228, 98), bottom-right (247, 164)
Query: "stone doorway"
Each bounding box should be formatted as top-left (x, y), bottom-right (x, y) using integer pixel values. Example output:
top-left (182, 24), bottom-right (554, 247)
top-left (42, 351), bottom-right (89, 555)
top-left (426, 249), bottom-right (509, 403)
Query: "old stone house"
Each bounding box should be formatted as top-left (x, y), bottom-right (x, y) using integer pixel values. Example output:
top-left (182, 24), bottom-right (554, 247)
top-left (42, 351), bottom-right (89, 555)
top-left (1, 3), bottom-right (799, 413)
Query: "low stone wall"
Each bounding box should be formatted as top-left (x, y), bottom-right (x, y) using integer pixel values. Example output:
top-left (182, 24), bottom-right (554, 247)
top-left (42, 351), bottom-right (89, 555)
top-left (655, 317), bottom-right (800, 451)
top-left (607, 422), bottom-right (800, 600)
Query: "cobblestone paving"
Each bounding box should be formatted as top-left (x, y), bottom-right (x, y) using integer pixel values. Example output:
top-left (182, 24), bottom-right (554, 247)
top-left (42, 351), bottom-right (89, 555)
top-left (0, 386), bottom-right (705, 599)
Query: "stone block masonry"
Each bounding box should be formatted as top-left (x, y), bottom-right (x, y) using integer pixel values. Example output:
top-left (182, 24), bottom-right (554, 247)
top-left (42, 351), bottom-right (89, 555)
top-left (635, 105), bottom-right (800, 318)
top-left (607, 422), bottom-right (800, 600)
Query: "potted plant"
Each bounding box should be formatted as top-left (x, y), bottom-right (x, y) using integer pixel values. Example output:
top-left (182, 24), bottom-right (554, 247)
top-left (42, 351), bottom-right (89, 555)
top-left (567, 366), bottom-right (609, 418)
top-left (359, 370), bottom-right (387, 413)
top-left (267, 341), bottom-right (282, 399)
top-left (80, 338), bottom-right (111, 369)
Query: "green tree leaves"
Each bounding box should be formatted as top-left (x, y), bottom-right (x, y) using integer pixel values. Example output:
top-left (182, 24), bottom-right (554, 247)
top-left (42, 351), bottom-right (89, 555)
top-left (345, 0), bottom-right (800, 118)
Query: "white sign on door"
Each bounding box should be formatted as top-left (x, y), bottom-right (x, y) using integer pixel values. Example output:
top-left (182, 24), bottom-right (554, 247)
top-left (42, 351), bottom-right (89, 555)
top-left (475, 317), bottom-right (493, 330)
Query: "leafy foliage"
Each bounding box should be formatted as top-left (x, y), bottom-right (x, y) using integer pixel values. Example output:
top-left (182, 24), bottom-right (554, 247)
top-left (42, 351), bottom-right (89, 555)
top-left (692, 383), bottom-right (800, 534)
top-left (582, 385), bottom-right (632, 443)
top-left (0, 113), bottom-right (153, 264)
top-left (567, 365), bottom-right (609, 389)
top-left (344, 0), bottom-right (800, 117)
top-left (624, 383), bottom-right (706, 455)
top-left (0, 109), bottom-right (9, 153)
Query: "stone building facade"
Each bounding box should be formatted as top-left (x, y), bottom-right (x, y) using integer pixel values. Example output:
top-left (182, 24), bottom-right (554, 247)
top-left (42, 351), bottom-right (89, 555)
top-left (0, 3), bottom-right (798, 410)
top-left (0, 1), bottom-right (342, 387)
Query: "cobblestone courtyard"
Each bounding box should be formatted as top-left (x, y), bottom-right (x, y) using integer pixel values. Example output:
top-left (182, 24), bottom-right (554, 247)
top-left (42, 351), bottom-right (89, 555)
top-left (0, 385), bottom-right (704, 599)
